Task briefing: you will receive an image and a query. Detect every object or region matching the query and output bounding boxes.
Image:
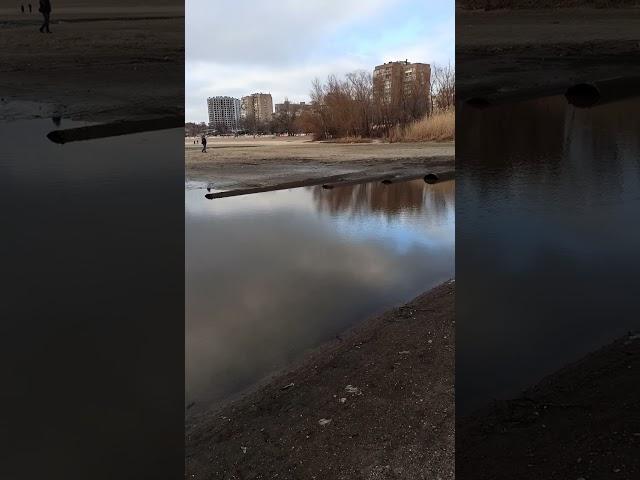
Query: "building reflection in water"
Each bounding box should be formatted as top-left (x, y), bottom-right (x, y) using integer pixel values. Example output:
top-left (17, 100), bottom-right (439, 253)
top-left (310, 178), bottom-right (454, 222)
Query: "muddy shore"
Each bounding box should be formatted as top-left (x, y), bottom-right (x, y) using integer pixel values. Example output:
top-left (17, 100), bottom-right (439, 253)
top-left (458, 332), bottom-right (640, 479)
top-left (186, 281), bottom-right (455, 480)
top-left (0, 4), bottom-right (183, 122)
top-left (457, 8), bottom-right (640, 104)
top-left (186, 136), bottom-right (455, 191)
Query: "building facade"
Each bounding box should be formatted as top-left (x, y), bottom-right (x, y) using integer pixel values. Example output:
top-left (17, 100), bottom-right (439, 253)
top-left (274, 101), bottom-right (310, 115)
top-left (373, 61), bottom-right (431, 105)
top-left (207, 96), bottom-right (241, 132)
top-left (241, 93), bottom-right (273, 123)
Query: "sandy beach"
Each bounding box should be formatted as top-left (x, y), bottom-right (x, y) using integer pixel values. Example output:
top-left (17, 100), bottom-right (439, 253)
top-left (186, 281), bottom-right (455, 480)
top-left (186, 136), bottom-right (455, 191)
top-left (0, 1), bottom-right (183, 122)
top-left (457, 7), bottom-right (640, 103)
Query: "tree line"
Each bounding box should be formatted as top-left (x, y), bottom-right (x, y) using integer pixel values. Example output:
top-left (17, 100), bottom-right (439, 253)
top-left (186, 62), bottom-right (454, 139)
top-left (298, 63), bottom-right (454, 140)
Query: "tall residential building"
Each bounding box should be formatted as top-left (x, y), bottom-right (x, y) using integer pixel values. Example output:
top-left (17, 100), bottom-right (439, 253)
top-left (373, 60), bottom-right (431, 105)
top-left (207, 96), bottom-right (241, 131)
top-left (241, 93), bottom-right (273, 123)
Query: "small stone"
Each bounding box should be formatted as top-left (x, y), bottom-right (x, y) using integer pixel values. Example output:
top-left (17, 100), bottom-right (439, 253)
top-left (318, 418), bottom-right (332, 426)
top-left (339, 397), bottom-right (347, 404)
top-left (241, 446), bottom-right (247, 454)
top-left (345, 385), bottom-right (362, 395)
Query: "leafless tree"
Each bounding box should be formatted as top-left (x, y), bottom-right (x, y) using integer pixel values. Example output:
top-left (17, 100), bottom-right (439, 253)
top-left (304, 65), bottom-right (439, 140)
top-left (431, 62), bottom-right (455, 112)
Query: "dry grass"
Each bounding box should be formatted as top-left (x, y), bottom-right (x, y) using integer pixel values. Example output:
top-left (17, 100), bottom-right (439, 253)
top-left (322, 136), bottom-right (373, 144)
top-left (388, 110), bottom-right (455, 143)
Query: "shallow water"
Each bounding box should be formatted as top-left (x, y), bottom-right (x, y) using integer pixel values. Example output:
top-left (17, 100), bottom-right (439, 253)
top-left (186, 179), bottom-right (455, 407)
top-left (457, 95), bottom-right (640, 414)
top-left (2, 118), bottom-right (184, 477)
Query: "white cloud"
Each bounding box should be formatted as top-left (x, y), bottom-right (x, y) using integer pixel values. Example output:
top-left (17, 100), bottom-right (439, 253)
top-left (185, 0), bottom-right (454, 122)
top-left (186, 0), bottom-right (398, 65)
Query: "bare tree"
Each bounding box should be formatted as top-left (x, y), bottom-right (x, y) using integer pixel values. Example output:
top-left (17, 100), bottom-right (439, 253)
top-left (431, 62), bottom-right (455, 112)
top-left (303, 65), bottom-right (441, 140)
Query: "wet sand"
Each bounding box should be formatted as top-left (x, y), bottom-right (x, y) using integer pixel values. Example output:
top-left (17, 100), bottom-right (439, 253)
top-left (186, 281), bottom-right (455, 480)
top-left (458, 332), bottom-right (640, 479)
top-left (0, 3), bottom-right (183, 122)
top-left (186, 136), bottom-right (455, 191)
top-left (457, 8), bottom-right (640, 103)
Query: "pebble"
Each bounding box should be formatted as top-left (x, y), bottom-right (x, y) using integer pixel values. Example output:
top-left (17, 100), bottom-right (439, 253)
top-left (345, 385), bottom-right (362, 395)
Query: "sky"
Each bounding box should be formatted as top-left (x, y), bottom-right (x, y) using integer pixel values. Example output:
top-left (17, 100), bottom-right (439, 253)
top-left (186, 0), bottom-right (454, 123)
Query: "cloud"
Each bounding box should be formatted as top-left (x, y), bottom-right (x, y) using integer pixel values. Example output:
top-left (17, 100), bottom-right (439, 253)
top-left (186, 0), bottom-right (454, 122)
top-left (186, 0), bottom-right (398, 65)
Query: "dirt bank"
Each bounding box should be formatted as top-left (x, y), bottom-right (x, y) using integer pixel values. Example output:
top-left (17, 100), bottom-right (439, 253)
top-left (458, 332), bottom-right (640, 479)
top-left (457, 8), bottom-right (640, 103)
top-left (185, 136), bottom-right (455, 191)
top-left (0, 4), bottom-right (183, 122)
top-left (186, 281), bottom-right (455, 480)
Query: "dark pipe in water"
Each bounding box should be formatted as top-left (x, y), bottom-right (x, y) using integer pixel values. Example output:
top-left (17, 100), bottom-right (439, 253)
top-left (566, 77), bottom-right (640, 108)
top-left (322, 184), bottom-right (334, 189)
top-left (381, 179), bottom-right (393, 184)
top-left (47, 116), bottom-right (184, 144)
top-left (565, 83), bottom-right (600, 108)
top-left (424, 173), bottom-right (439, 184)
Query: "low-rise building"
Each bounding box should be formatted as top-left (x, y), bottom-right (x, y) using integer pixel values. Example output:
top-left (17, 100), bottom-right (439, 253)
top-left (274, 101), bottom-right (310, 115)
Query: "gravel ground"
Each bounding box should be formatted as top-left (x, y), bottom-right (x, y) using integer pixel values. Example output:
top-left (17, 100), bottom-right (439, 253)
top-left (458, 332), bottom-right (640, 479)
top-left (186, 281), bottom-right (455, 480)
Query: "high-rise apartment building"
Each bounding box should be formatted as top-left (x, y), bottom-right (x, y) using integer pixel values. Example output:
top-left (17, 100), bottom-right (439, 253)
top-left (241, 93), bottom-right (273, 123)
top-left (373, 61), bottom-right (431, 105)
top-left (207, 96), bottom-right (241, 131)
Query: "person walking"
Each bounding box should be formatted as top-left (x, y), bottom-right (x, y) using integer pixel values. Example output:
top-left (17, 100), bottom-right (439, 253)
top-left (201, 135), bottom-right (207, 153)
top-left (21, 4), bottom-right (25, 13)
top-left (38, 0), bottom-right (51, 33)
top-left (28, 3), bottom-right (32, 13)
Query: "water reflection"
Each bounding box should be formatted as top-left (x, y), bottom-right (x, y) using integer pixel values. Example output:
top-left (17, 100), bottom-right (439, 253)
top-left (457, 96), bottom-right (640, 414)
top-left (311, 179), bottom-right (453, 218)
top-left (186, 179), bottom-right (455, 408)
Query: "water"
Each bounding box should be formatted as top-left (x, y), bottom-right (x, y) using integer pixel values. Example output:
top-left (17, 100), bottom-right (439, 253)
top-left (185, 178), bottom-right (455, 407)
top-left (1, 119), bottom-right (184, 478)
top-left (457, 95), bottom-right (640, 415)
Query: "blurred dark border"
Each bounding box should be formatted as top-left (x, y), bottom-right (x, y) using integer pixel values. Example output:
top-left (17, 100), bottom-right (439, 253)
top-left (456, 2), bottom-right (640, 478)
top-left (1, 2), bottom-right (185, 478)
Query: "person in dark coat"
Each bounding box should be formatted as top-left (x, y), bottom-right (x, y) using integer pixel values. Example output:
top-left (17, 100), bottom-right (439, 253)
top-left (201, 135), bottom-right (207, 153)
top-left (21, 5), bottom-right (25, 13)
top-left (38, 0), bottom-right (51, 33)
top-left (29, 3), bottom-right (33, 13)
